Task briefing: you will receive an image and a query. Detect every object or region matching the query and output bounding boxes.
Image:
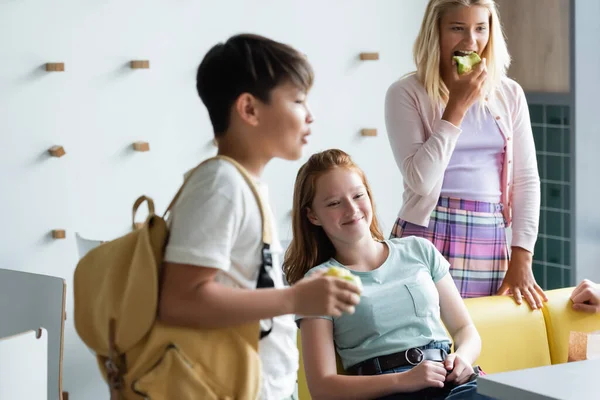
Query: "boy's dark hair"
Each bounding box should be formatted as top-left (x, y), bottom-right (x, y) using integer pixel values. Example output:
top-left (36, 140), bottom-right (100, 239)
top-left (196, 33), bottom-right (314, 137)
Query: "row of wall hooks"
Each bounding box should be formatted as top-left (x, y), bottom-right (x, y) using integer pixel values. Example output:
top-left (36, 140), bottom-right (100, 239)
top-left (43, 53), bottom-right (380, 73)
top-left (46, 129), bottom-right (377, 161)
top-left (43, 49), bottom-right (378, 240)
top-left (44, 60), bottom-right (151, 72)
top-left (47, 142), bottom-right (151, 158)
top-left (50, 222), bottom-right (144, 241)
top-left (47, 131), bottom-right (374, 161)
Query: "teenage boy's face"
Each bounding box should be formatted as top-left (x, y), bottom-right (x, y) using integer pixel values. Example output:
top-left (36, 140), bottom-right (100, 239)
top-left (258, 81), bottom-right (314, 160)
top-left (307, 168), bottom-right (373, 246)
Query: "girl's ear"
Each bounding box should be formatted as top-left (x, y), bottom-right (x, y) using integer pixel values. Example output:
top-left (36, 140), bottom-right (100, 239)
top-left (306, 207), bottom-right (321, 226)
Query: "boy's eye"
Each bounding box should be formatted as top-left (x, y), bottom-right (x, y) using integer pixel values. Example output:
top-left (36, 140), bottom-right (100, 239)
top-left (327, 201), bottom-right (339, 207)
top-left (354, 193), bottom-right (365, 199)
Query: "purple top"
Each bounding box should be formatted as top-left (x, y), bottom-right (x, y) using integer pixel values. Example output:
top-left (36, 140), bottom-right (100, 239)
top-left (440, 105), bottom-right (505, 203)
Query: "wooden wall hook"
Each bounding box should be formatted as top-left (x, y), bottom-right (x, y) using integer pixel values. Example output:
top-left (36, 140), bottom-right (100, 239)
top-left (52, 230), bottom-right (66, 239)
top-left (132, 141), bottom-right (150, 152)
top-left (62, 392), bottom-right (69, 400)
top-left (48, 145), bottom-right (66, 158)
top-left (359, 53), bottom-right (379, 61)
top-left (45, 63), bottom-right (65, 72)
top-left (130, 60), bottom-right (150, 69)
top-left (361, 129), bottom-right (378, 137)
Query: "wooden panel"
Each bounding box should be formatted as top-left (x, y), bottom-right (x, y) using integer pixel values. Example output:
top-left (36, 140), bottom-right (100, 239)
top-left (45, 63), bottom-right (65, 72)
top-left (361, 128), bottom-right (378, 136)
top-left (52, 229), bottom-right (67, 239)
top-left (359, 52), bottom-right (379, 61)
top-left (130, 60), bottom-right (150, 69)
top-left (497, 0), bottom-right (570, 93)
top-left (48, 145), bottom-right (66, 158)
top-left (132, 141), bottom-right (150, 152)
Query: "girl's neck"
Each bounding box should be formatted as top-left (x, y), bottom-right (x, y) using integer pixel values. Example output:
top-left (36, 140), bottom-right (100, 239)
top-left (334, 236), bottom-right (388, 272)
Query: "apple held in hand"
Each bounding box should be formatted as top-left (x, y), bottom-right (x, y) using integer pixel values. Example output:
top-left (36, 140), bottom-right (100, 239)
top-left (325, 266), bottom-right (363, 293)
top-left (452, 51), bottom-right (481, 75)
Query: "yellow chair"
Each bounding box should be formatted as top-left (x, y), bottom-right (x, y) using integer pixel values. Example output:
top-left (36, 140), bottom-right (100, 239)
top-left (297, 287), bottom-right (600, 400)
top-left (463, 293), bottom-right (551, 373)
top-left (542, 288), bottom-right (600, 364)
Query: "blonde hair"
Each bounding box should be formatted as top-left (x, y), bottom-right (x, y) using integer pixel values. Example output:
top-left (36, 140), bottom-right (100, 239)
top-left (413, 0), bottom-right (510, 106)
top-left (283, 149), bottom-right (384, 285)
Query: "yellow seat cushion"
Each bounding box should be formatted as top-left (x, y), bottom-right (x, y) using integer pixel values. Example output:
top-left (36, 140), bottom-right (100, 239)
top-left (542, 287), bottom-right (600, 364)
top-left (463, 294), bottom-right (551, 373)
top-left (296, 332), bottom-right (344, 400)
top-left (297, 333), bottom-right (310, 400)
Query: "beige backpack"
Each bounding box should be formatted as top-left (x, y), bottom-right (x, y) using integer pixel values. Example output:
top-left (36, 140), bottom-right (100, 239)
top-left (74, 155), bottom-right (274, 399)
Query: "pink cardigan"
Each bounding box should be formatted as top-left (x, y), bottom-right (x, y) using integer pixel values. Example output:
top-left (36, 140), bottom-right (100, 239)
top-left (384, 73), bottom-right (540, 253)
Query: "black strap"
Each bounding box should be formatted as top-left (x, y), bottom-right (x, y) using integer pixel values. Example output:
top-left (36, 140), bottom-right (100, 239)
top-left (348, 348), bottom-right (447, 375)
top-left (257, 244), bottom-right (275, 339)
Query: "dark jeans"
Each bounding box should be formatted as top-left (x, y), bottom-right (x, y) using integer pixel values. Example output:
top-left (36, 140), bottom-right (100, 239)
top-left (374, 341), bottom-right (496, 400)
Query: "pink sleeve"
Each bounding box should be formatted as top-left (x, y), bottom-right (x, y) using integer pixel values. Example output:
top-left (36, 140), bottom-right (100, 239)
top-left (509, 83), bottom-right (541, 253)
top-left (384, 80), bottom-right (462, 196)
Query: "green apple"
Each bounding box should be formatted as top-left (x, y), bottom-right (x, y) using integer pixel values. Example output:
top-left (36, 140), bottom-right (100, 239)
top-left (325, 266), bottom-right (363, 293)
top-left (452, 52), bottom-right (481, 75)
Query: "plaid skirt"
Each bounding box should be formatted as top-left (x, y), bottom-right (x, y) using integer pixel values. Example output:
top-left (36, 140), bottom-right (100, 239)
top-left (390, 197), bottom-right (509, 298)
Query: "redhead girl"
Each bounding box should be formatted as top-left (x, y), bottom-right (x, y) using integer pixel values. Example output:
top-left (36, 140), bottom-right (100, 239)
top-left (285, 149), bottom-right (492, 400)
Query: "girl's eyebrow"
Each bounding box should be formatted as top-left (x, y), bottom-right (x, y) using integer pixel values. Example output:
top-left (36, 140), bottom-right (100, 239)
top-left (449, 21), bottom-right (488, 25)
top-left (322, 186), bottom-right (365, 202)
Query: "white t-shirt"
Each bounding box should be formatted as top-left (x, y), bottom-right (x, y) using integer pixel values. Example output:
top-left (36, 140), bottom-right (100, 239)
top-left (164, 159), bottom-right (298, 400)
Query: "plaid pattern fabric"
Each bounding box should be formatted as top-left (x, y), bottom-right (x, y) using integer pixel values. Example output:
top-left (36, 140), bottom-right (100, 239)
top-left (391, 197), bottom-right (509, 298)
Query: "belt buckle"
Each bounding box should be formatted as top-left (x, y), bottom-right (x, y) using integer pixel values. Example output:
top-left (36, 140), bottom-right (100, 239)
top-left (405, 347), bottom-right (424, 366)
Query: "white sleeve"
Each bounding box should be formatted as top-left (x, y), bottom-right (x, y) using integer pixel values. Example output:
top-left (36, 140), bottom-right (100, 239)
top-left (509, 81), bottom-right (541, 253)
top-left (164, 182), bottom-right (240, 272)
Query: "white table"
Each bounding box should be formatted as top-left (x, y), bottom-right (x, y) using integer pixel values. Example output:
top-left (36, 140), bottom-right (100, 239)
top-left (477, 359), bottom-right (600, 400)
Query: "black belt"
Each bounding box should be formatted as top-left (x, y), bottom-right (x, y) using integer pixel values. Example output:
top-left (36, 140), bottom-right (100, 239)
top-left (347, 348), bottom-right (447, 376)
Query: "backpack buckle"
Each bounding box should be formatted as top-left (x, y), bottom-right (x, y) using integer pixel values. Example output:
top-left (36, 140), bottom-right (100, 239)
top-left (262, 244), bottom-right (273, 269)
top-left (105, 358), bottom-right (123, 388)
top-left (106, 319), bottom-right (125, 397)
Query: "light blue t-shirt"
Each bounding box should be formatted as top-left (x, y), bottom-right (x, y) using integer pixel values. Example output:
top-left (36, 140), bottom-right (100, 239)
top-left (296, 237), bottom-right (452, 370)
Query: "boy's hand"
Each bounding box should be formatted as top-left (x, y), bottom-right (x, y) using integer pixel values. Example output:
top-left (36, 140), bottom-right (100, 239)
top-left (571, 279), bottom-right (600, 313)
top-left (291, 271), bottom-right (361, 317)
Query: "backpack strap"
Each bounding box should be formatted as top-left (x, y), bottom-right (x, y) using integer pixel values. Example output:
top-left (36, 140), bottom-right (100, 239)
top-left (163, 155), bottom-right (275, 338)
top-left (132, 195), bottom-right (155, 230)
top-left (162, 156), bottom-right (272, 246)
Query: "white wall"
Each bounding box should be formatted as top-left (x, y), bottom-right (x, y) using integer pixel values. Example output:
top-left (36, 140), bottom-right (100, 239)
top-left (0, 1), bottom-right (427, 398)
top-left (574, 0), bottom-right (600, 284)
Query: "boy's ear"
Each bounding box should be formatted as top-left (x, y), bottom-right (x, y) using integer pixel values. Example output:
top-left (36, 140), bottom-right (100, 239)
top-left (234, 93), bottom-right (260, 127)
top-left (306, 207), bottom-right (321, 226)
